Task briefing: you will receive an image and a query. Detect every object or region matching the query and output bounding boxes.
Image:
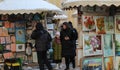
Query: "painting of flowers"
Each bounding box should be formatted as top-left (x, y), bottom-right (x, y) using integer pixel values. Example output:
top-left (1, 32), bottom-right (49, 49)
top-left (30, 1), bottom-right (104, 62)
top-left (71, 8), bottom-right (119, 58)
top-left (82, 16), bottom-right (96, 32)
top-left (103, 34), bottom-right (113, 57)
top-left (82, 57), bottom-right (103, 70)
top-left (104, 57), bottom-right (114, 70)
top-left (95, 16), bottom-right (106, 34)
top-left (115, 34), bottom-right (120, 56)
top-left (104, 16), bottom-right (114, 34)
top-left (83, 34), bottom-right (102, 56)
top-left (115, 16), bottom-right (120, 33)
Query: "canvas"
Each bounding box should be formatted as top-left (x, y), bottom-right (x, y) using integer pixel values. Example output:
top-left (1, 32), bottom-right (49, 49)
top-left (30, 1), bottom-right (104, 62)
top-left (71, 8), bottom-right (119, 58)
top-left (95, 16), bottom-right (106, 34)
top-left (104, 16), bottom-right (114, 34)
top-left (82, 57), bottom-right (103, 70)
top-left (103, 34), bottom-right (113, 57)
top-left (16, 44), bottom-right (25, 52)
top-left (10, 35), bottom-right (16, 43)
top-left (115, 16), bottom-right (120, 33)
top-left (5, 36), bottom-right (11, 44)
top-left (115, 34), bottom-right (120, 56)
top-left (3, 52), bottom-right (14, 59)
top-left (115, 56), bottom-right (120, 70)
top-left (104, 57), bottom-right (114, 70)
top-left (15, 28), bottom-right (26, 44)
top-left (82, 16), bottom-right (96, 32)
top-left (4, 21), bottom-right (10, 28)
top-left (83, 34), bottom-right (102, 56)
top-left (11, 44), bottom-right (16, 52)
top-left (0, 37), bottom-right (6, 44)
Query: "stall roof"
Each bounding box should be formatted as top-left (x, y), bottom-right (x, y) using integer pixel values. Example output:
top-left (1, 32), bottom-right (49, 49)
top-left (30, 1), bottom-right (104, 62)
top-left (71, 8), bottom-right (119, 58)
top-left (63, 0), bottom-right (120, 9)
top-left (0, 0), bottom-right (62, 14)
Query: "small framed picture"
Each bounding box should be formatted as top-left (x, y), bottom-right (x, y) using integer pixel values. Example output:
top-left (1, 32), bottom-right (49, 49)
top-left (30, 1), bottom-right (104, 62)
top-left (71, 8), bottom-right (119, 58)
top-left (104, 57), bottom-right (114, 70)
top-left (16, 44), bottom-right (25, 52)
top-left (82, 57), bottom-right (103, 70)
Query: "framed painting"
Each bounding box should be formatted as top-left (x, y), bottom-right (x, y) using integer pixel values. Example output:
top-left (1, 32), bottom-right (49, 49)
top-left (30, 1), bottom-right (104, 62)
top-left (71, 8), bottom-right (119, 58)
top-left (115, 16), bottom-right (120, 34)
top-left (10, 35), bottom-right (16, 43)
top-left (5, 36), bottom-right (11, 44)
top-left (0, 37), bottom-right (6, 44)
top-left (11, 44), bottom-right (16, 52)
top-left (82, 57), bottom-right (103, 70)
top-left (115, 56), bottom-right (120, 70)
top-left (15, 28), bottom-right (26, 44)
top-left (104, 57), bottom-right (114, 70)
top-left (82, 16), bottom-right (96, 32)
top-left (83, 34), bottom-right (103, 56)
top-left (104, 16), bottom-right (114, 34)
top-left (103, 34), bottom-right (113, 57)
top-left (16, 44), bottom-right (25, 52)
top-left (115, 34), bottom-right (120, 56)
top-left (95, 16), bottom-right (106, 34)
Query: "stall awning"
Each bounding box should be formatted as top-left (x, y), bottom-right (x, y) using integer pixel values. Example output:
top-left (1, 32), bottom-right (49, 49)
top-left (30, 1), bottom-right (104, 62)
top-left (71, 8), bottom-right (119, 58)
top-left (63, 0), bottom-right (120, 9)
top-left (0, 0), bottom-right (62, 14)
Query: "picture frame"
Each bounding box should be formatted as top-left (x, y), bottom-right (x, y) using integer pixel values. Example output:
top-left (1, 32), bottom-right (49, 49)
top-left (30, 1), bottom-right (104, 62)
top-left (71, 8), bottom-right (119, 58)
top-left (82, 15), bottom-right (96, 32)
top-left (83, 34), bottom-right (103, 56)
top-left (15, 28), bottom-right (26, 44)
top-left (103, 34), bottom-right (113, 57)
top-left (95, 16), bottom-right (106, 34)
top-left (115, 56), bottom-right (120, 70)
top-left (16, 44), bottom-right (25, 52)
top-left (104, 56), bottom-right (114, 70)
top-left (82, 57), bottom-right (103, 70)
top-left (104, 16), bottom-right (114, 34)
top-left (115, 15), bottom-right (120, 34)
top-left (115, 34), bottom-right (120, 56)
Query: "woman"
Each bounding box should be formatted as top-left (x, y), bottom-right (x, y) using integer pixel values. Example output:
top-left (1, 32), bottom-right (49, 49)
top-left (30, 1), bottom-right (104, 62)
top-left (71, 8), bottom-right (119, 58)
top-left (60, 22), bottom-right (76, 70)
top-left (52, 31), bottom-right (62, 69)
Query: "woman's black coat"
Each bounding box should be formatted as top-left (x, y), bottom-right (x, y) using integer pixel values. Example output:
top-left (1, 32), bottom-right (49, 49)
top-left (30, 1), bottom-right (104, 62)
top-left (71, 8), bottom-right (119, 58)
top-left (60, 29), bottom-right (76, 57)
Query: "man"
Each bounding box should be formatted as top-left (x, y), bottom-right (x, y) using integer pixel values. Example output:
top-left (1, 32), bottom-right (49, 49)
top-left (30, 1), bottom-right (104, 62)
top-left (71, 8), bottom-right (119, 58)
top-left (31, 23), bottom-right (52, 70)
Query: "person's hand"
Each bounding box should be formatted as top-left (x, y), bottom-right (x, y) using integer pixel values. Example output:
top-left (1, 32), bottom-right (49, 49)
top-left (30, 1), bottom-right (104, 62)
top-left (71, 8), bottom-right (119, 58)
top-left (32, 48), bottom-right (36, 51)
top-left (65, 36), bottom-right (70, 40)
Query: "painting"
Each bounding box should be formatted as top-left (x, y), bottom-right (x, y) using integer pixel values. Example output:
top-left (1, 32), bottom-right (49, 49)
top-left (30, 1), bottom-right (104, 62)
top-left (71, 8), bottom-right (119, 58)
top-left (82, 57), bottom-right (103, 70)
top-left (3, 52), bottom-right (13, 59)
top-left (115, 16), bottom-right (120, 33)
top-left (83, 34), bottom-right (102, 56)
top-left (95, 16), bottom-right (106, 34)
top-left (82, 16), bottom-right (96, 32)
top-left (115, 56), bottom-right (120, 70)
top-left (11, 44), bottom-right (16, 52)
top-left (103, 34), bottom-right (113, 57)
top-left (32, 52), bottom-right (38, 63)
top-left (104, 16), bottom-right (114, 34)
top-left (10, 35), bottom-right (16, 43)
top-left (16, 44), bottom-right (25, 52)
top-left (104, 57), bottom-right (114, 70)
top-left (115, 34), bottom-right (120, 56)
top-left (5, 36), bottom-right (11, 44)
top-left (0, 37), bottom-right (6, 44)
top-left (15, 28), bottom-right (26, 44)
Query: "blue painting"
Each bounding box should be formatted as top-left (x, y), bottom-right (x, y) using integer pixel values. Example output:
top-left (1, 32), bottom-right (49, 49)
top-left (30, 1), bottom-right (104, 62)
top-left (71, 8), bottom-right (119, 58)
top-left (103, 34), bottom-right (113, 57)
top-left (15, 27), bottom-right (26, 44)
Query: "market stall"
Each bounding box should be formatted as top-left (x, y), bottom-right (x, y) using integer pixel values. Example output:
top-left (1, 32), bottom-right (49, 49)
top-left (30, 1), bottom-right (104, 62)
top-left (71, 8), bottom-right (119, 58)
top-left (0, 0), bottom-right (62, 69)
top-left (63, 0), bottom-right (120, 70)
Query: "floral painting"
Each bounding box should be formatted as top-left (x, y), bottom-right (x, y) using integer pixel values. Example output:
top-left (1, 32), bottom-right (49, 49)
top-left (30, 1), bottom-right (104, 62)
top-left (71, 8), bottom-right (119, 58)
top-left (83, 34), bottom-right (102, 56)
top-left (104, 57), bottom-right (114, 70)
top-left (95, 16), bottom-right (106, 34)
top-left (103, 34), bottom-right (113, 57)
top-left (82, 16), bottom-right (96, 32)
top-left (115, 34), bottom-right (120, 56)
top-left (104, 16), bottom-right (114, 34)
top-left (82, 57), bottom-right (103, 70)
top-left (115, 16), bottom-right (120, 33)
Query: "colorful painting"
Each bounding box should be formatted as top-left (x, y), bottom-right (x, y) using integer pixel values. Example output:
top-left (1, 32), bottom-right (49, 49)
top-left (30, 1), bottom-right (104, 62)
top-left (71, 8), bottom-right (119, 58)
top-left (115, 56), bottom-right (120, 70)
top-left (82, 57), bottom-right (103, 70)
top-left (104, 16), bottom-right (114, 34)
top-left (83, 34), bottom-right (102, 56)
top-left (11, 44), bottom-right (16, 52)
top-left (115, 16), bottom-right (120, 33)
top-left (5, 36), bottom-right (11, 44)
top-left (104, 57), bottom-right (114, 70)
top-left (103, 34), bottom-right (113, 57)
top-left (115, 34), bottom-right (120, 56)
top-left (15, 28), bottom-right (26, 44)
top-left (95, 16), bottom-right (106, 34)
top-left (10, 35), bottom-right (16, 43)
top-left (82, 16), bottom-right (96, 32)
top-left (0, 37), bottom-right (6, 44)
